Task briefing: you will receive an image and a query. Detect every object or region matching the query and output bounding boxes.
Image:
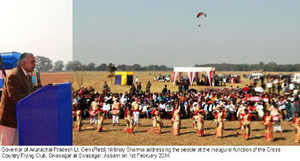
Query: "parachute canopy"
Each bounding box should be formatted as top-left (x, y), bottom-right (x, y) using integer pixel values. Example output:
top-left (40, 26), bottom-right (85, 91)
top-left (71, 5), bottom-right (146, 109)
top-left (197, 12), bottom-right (207, 18)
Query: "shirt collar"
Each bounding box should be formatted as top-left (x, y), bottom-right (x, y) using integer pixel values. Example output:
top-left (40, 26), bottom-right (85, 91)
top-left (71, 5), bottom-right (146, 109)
top-left (21, 67), bottom-right (28, 76)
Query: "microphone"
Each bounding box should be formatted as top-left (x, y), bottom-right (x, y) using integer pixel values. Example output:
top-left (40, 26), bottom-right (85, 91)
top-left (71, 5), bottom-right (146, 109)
top-left (36, 72), bottom-right (42, 88)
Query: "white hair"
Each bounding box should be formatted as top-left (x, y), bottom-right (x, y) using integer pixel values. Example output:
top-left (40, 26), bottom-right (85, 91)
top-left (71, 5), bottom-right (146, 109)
top-left (17, 53), bottom-right (33, 67)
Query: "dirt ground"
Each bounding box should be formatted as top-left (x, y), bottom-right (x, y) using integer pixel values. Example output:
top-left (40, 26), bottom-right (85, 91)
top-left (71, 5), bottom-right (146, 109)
top-left (38, 71), bottom-right (73, 85)
top-left (73, 118), bottom-right (299, 146)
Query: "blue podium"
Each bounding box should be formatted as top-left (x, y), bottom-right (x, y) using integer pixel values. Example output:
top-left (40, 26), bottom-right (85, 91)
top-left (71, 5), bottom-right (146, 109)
top-left (17, 83), bottom-right (73, 145)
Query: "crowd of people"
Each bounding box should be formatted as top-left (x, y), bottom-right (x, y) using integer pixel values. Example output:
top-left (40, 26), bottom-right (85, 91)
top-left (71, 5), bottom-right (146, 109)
top-left (72, 76), bottom-right (300, 142)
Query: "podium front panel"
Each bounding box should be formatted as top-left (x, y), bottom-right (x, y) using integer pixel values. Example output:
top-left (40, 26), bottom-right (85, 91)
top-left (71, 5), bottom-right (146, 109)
top-left (17, 83), bottom-right (72, 145)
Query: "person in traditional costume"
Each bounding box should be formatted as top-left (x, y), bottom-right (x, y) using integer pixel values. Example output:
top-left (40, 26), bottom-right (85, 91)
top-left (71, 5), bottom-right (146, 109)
top-left (215, 106), bottom-right (225, 138)
top-left (269, 104), bottom-right (283, 133)
top-left (124, 105), bottom-right (134, 133)
top-left (237, 101), bottom-right (247, 129)
top-left (153, 108), bottom-right (163, 134)
top-left (171, 103), bottom-right (181, 136)
top-left (192, 103), bottom-right (200, 130)
top-left (241, 109), bottom-right (251, 140)
top-left (89, 98), bottom-right (99, 125)
top-left (102, 100), bottom-right (111, 119)
top-left (291, 112), bottom-right (300, 143)
top-left (111, 98), bottom-right (121, 126)
top-left (263, 111), bottom-right (274, 141)
top-left (97, 109), bottom-right (105, 132)
top-left (131, 98), bottom-right (140, 127)
top-left (196, 110), bottom-right (205, 137)
top-left (151, 105), bottom-right (159, 128)
top-left (73, 106), bottom-right (82, 132)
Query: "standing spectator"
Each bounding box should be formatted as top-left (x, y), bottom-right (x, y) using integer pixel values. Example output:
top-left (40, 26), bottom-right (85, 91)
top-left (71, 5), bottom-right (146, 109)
top-left (267, 82), bottom-right (272, 93)
top-left (162, 85), bottom-right (168, 94)
top-left (130, 84), bottom-right (136, 95)
top-left (137, 82), bottom-right (142, 93)
top-left (178, 82), bottom-right (183, 93)
top-left (277, 83), bottom-right (282, 96)
top-left (278, 97), bottom-right (287, 120)
top-left (184, 81), bottom-right (189, 92)
top-left (103, 81), bottom-right (109, 95)
top-left (256, 102), bottom-right (264, 121)
top-left (146, 81), bottom-right (151, 93)
top-left (286, 99), bottom-right (292, 121)
top-left (283, 83), bottom-right (289, 95)
top-left (135, 76), bottom-right (138, 84)
top-left (261, 82), bottom-right (266, 90)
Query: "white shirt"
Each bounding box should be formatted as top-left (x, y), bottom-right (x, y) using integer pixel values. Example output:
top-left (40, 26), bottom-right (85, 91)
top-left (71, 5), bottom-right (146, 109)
top-left (267, 83), bottom-right (272, 88)
top-left (120, 96), bottom-right (127, 105)
top-left (228, 104), bottom-right (235, 112)
top-left (289, 83), bottom-right (295, 90)
top-left (21, 67), bottom-right (28, 76)
top-left (90, 101), bottom-right (98, 111)
top-left (102, 103), bottom-right (111, 111)
top-left (278, 101), bottom-right (286, 110)
top-left (159, 103), bottom-right (166, 110)
top-left (256, 105), bottom-right (264, 111)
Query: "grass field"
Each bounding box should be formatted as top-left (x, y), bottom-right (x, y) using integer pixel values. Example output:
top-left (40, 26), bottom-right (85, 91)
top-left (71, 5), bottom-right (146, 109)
top-left (71, 71), bottom-right (298, 93)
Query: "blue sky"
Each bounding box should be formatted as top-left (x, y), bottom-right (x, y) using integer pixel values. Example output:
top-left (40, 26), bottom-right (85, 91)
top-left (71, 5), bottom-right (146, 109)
top-left (74, 0), bottom-right (300, 67)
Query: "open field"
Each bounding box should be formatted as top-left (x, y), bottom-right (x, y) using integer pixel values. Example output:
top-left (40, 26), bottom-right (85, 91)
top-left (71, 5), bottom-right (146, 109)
top-left (38, 71), bottom-right (73, 86)
top-left (38, 71), bottom-right (298, 93)
top-left (39, 71), bottom-right (300, 145)
top-left (73, 118), bottom-right (299, 146)
top-left (71, 71), bottom-right (299, 93)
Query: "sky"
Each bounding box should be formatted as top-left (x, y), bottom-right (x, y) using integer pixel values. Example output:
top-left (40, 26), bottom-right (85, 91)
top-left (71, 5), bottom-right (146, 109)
top-left (74, 0), bottom-right (300, 67)
top-left (0, 0), bottom-right (72, 65)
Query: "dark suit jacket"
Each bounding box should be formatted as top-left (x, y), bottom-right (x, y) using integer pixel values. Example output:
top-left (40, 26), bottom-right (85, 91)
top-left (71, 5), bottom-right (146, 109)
top-left (0, 66), bottom-right (33, 128)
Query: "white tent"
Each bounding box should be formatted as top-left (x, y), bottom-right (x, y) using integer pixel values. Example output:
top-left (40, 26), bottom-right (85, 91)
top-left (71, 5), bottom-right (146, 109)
top-left (173, 67), bottom-right (215, 86)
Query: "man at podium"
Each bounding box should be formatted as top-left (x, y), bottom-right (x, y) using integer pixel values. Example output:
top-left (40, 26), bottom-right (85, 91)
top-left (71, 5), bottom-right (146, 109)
top-left (0, 53), bottom-right (36, 145)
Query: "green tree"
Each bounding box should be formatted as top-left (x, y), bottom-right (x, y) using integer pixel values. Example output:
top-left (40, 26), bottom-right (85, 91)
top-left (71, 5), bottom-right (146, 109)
top-left (53, 60), bottom-right (64, 71)
top-left (87, 62), bottom-right (96, 71)
top-left (132, 64), bottom-right (141, 71)
top-left (35, 56), bottom-right (53, 72)
top-left (96, 63), bottom-right (108, 71)
top-left (65, 61), bottom-right (73, 71)
top-left (108, 63), bottom-right (117, 75)
top-left (72, 61), bottom-right (83, 71)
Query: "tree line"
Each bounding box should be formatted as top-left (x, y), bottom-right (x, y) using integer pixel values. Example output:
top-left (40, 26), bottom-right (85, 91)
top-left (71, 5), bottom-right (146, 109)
top-left (34, 56), bottom-right (173, 72)
top-left (35, 56), bottom-right (300, 72)
top-left (195, 61), bottom-right (300, 72)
